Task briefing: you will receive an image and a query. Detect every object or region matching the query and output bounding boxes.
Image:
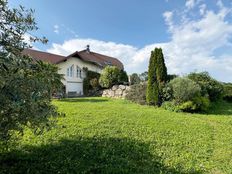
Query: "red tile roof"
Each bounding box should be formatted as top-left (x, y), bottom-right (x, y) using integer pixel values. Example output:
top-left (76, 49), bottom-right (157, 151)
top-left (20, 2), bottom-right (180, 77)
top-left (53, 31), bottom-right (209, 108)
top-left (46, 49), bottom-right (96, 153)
top-left (68, 50), bottom-right (124, 70)
top-left (22, 49), bottom-right (66, 64)
top-left (22, 49), bottom-right (124, 70)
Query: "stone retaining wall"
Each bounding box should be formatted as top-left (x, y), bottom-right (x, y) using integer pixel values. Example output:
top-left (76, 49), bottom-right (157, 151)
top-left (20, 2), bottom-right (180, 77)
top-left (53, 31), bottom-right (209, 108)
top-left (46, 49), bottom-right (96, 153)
top-left (102, 85), bottom-right (130, 99)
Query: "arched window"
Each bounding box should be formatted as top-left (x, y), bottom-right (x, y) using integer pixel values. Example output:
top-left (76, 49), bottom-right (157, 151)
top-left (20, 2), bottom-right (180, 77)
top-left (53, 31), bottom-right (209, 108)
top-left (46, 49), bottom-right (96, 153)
top-left (76, 66), bottom-right (82, 78)
top-left (67, 65), bottom-right (74, 77)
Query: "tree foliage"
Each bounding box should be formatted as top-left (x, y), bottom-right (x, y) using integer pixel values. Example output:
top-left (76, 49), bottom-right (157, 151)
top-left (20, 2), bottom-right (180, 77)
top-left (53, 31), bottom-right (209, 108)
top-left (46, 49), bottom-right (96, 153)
top-left (118, 70), bottom-right (128, 84)
top-left (130, 73), bottom-right (141, 85)
top-left (188, 72), bottom-right (224, 101)
top-left (83, 68), bottom-right (100, 95)
top-left (0, 0), bottom-right (62, 143)
top-left (169, 77), bottom-right (201, 104)
top-left (146, 48), bottom-right (167, 105)
top-left (99, 66), bottom-right (128, 88)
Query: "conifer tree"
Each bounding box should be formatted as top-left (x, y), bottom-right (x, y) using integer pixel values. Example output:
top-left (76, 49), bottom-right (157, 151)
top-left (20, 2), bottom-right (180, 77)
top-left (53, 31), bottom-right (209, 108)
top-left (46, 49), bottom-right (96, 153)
top-left (146, 48), bottom-right (167, 105)
top-left (146, 49), bottom-right (159, 105)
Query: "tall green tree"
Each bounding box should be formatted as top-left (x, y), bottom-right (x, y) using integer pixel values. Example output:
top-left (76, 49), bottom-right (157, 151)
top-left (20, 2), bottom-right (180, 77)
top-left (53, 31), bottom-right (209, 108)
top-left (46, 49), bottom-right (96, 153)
top-left (156, 48), bottom-right (167, 85)
top-left (0, 0), bottom-right (63, 145)
top-left (146, 49), bottom-right (159, 105)
top-left (146, 48), bottom-right (167, 105)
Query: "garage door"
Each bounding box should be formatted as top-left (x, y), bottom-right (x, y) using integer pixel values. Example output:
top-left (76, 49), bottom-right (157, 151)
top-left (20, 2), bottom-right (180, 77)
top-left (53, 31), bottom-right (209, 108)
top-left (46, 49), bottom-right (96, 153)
top-left (66, 82), bottom-right (83, 95)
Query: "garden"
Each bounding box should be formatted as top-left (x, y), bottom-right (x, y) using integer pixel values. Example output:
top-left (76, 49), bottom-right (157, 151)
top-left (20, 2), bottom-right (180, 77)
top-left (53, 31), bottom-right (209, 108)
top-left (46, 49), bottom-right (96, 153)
top-left (1, 98), bottom-right (232, 173)
top-left (1, 1), bottom-right (232, 173)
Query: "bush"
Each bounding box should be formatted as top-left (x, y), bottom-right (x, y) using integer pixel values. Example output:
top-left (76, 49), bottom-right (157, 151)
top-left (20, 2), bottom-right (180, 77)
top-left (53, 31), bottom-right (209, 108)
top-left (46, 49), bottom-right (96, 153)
top-left (118, 70), bottom-right (129, 84)
top-left (161, 83), bottom-right (173, 102)
top-left (98, 67), bottom-right (128, 88)
top-left (178, 97), bottom-right (210, 112)
top-left (83, 69), bottom-right (100, 95)
top-left (90, 78), bottom-right (99, 89)
top-left (169, 77), bottom-right (201, 104)
top-left (188, 72), bottom-right (224, 101)
top-left (223, 83), bottom-right (232, 102)
top-left (161, 101), bottom-right (179, 112)
top-left (126, 83), bottom-right (147, 105)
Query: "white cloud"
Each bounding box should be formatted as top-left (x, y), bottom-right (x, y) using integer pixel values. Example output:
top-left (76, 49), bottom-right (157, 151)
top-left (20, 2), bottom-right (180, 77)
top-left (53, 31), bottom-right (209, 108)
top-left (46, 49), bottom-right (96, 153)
top-left (185, 0), bottom-right (196, 9)
top-left (199, 4), bottom-right (206, 15)
top-left (47, 1), bottom-right (232, 82)
top-left (54, 25), bottom-right (59, 34)
top-left (163, 11), bottom-right (174, 31)
top-left (23, 33), bottom-right (40, 50)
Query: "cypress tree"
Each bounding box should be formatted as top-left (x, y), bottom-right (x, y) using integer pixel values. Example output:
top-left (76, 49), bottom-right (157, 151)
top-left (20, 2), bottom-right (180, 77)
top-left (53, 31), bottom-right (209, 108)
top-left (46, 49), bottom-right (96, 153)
top-left (146, 48), bottom-right (159, 105)
top-left (156, 48), bottom-right (167, 84)
top-left (146, 48), bottom-right (167, 106)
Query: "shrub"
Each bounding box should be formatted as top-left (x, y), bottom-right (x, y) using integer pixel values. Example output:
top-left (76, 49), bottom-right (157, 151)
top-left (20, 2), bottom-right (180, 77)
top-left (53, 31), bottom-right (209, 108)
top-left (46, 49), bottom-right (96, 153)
top-left (83, 69), bottom-right (100, 95)
top-left (90, 78), bottom-right (99, 89)
top-left (169, 77), bottom-right (201, 104)
top-left (161, 83), bottom-right (173, 102)
top-left (178, 97), bottom-right (210, 112)
top-left (99, 66), bottom-right (121, 88)
top-left (161, 101), bottom-right (179, 112)
top-left (188, 72), bottom-right (224, 101)
top-left (118, 70), bottom-right (129, 84)
top-left (126, 83), bottom-right (147, 105)
top-left (223, 83), bottom-right (232, 102)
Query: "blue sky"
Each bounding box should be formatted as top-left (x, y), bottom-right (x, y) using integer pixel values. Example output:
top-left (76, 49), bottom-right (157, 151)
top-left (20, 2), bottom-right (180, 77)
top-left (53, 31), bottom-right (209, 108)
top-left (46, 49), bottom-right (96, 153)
top-left (9, 0), bottom-right (232, 82)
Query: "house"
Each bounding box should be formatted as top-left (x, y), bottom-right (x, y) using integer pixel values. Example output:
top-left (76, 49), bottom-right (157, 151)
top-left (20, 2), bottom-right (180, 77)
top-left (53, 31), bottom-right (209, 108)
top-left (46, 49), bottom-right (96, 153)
top-left (22, 45), bottom-right (124, 96)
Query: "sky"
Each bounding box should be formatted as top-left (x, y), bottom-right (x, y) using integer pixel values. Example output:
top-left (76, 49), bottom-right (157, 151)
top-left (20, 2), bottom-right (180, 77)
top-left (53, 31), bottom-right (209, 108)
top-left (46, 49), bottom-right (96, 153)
top-left (8, 0), bottom-right (232, 82)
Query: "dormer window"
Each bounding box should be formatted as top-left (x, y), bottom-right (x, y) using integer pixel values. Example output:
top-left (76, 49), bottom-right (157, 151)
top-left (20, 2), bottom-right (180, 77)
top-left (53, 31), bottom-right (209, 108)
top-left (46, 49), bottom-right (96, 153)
top-left (104, 61), bottom-right (112, 66)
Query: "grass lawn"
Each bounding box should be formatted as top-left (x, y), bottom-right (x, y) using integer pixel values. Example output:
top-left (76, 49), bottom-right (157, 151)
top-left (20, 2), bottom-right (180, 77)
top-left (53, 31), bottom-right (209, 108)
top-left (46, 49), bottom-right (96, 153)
top-left (1, 98), bottom-right (232, 173)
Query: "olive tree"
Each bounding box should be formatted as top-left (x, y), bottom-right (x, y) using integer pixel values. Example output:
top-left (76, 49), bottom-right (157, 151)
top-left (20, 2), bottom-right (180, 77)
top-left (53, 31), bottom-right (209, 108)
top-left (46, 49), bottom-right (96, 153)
top-left (0, 0), bottom-right (63, 145)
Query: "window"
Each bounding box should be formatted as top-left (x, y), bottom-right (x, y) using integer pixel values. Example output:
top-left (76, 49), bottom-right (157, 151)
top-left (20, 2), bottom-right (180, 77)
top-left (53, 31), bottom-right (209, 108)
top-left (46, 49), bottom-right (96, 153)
top-left (76, 66), bottom-right (82, 78)
top-left (67, 65), bottom-right (74, 77)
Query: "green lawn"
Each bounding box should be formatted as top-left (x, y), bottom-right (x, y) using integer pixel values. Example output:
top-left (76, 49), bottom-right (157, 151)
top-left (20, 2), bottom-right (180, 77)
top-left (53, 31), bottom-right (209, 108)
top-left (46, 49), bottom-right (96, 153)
top-left (1, 98), bottom-right (232, 173)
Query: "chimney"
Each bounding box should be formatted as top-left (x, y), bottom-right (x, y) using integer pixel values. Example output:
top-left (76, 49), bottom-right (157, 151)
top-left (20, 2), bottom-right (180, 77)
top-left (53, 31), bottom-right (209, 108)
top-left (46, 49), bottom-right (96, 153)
top-left (86, 45), bottom-right (90, 53)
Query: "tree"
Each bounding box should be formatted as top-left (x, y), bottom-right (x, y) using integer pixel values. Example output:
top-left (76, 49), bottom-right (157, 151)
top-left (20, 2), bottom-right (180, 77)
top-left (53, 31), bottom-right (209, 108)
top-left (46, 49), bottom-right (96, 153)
top-left (146, 48), bottom-right (168, 105)
top-left (146, 49), bottom-right (159, 105)
top-left (156, 48), bottom-right (167, 87)
top-left (130, 73), bottom-right (141, 85)
top-left (99, 66), bottom-right (120, 88)
top-left (118, 70), bottom-right (128, 84)
top-left (139, 71), bottom-right (148, 82)
top-left (0, 0), bottom-right (63, 144)
top-left (188, 72), bottom-right (224, 101)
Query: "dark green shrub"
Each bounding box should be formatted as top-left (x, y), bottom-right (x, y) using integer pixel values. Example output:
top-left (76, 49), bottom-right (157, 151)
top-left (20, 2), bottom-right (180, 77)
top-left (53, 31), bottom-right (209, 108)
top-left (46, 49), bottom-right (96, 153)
top-left (126, 83), bottom-right (147, 105)
top-left (169, 77), bottom-right (201, 104)
top-left (188, 72), bottom-right (224, 101)
top-left (99, 66), bottom-right (120, 88)
top-left (223, 83), bottom-right (232, 102)
top-left (118, 70), bottom-right (129, 84)
top-left (167, 74), bottom-right (178, 82)
top-left (83, 69), bottom-right (100, 95)
top-left (90, 78), bottom-right (99, 89)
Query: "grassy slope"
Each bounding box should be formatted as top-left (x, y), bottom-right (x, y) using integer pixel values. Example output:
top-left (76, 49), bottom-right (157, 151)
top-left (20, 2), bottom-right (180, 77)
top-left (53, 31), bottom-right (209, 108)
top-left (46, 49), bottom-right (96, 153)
top-left (1, 98), bottom-right (232, 173)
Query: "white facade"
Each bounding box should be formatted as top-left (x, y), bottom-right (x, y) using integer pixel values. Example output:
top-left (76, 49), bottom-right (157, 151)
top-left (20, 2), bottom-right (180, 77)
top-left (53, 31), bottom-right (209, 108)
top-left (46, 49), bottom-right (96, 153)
top-left (57, 57), bottom-right (102, 96)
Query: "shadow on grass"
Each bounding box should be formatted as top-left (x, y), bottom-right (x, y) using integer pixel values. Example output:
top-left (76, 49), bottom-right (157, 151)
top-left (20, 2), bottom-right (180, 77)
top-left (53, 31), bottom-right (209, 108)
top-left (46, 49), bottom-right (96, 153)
top-left (0, 137), bottom-right (202, 174)
top-left (59, 98), bottom-right (109, 103)
top-left (206, 101), bottom-right (232, 116)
